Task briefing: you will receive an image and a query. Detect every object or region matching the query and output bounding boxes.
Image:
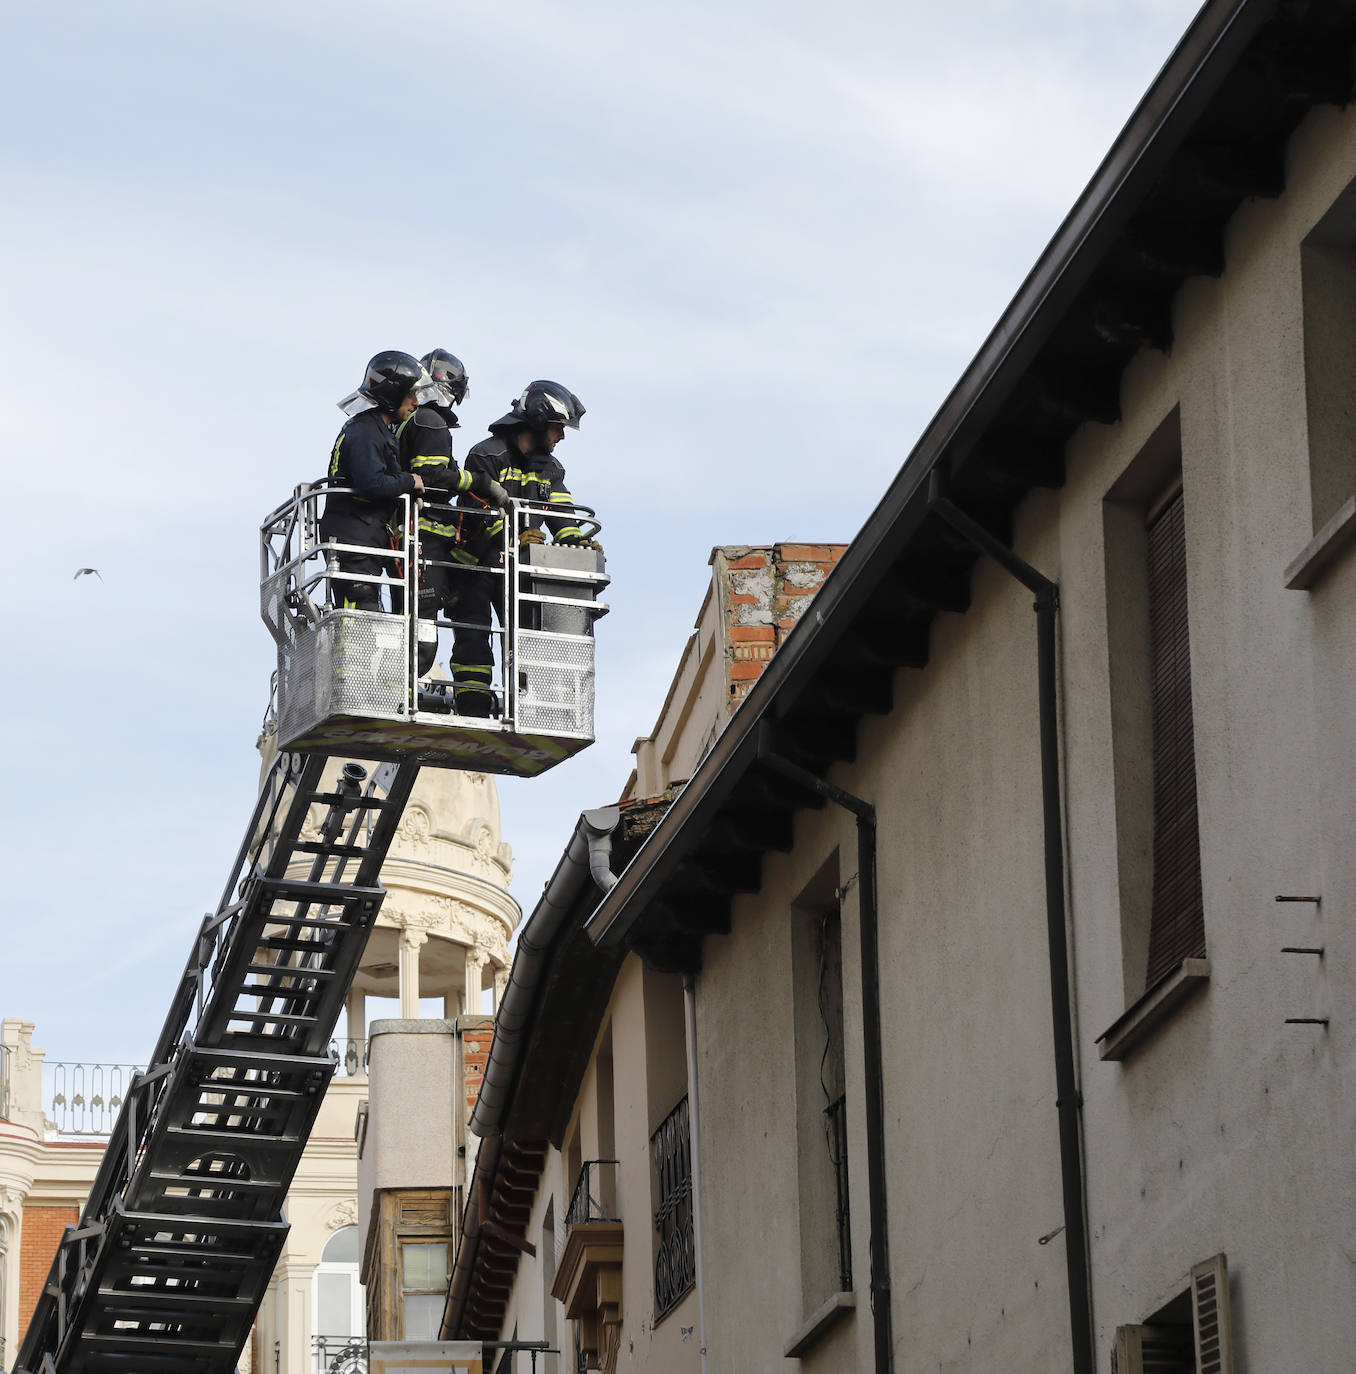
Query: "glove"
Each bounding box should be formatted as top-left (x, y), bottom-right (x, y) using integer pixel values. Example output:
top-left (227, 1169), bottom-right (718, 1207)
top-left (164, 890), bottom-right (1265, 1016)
top-left (519, 527), bottom-right (547, 546)
top-left (469, 472), bottom-right (509, 507)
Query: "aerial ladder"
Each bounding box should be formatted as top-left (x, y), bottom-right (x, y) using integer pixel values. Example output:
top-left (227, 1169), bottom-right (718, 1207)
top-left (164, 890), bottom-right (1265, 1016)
top-left (15, 485), bottom-right (608, 1374)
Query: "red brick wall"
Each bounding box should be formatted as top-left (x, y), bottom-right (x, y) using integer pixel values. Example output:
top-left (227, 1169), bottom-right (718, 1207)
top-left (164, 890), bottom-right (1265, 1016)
top-left (723, 544), bottom-right (847, 705)
top-left (19, 1204), bottom-right (78, 1330)
top-left (461, 1026), bottom-right (494, 1122)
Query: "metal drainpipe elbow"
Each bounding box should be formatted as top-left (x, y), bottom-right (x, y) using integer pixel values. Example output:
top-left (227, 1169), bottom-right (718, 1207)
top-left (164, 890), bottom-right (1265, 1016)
top-left (584, 806), bottom-right (620, 892)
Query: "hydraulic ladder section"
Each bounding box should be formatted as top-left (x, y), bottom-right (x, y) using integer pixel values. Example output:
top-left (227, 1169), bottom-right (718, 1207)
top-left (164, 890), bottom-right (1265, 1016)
top-left (15, 750), bottom-right (420, 1374)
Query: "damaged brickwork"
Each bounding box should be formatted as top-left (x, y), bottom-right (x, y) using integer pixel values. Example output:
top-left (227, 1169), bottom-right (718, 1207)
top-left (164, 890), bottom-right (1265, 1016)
top-left (715, 544), bottom-right (848, 706)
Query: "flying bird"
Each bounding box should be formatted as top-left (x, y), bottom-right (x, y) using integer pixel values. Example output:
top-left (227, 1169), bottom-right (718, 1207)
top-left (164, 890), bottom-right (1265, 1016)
top-left (73, 568), bottom-right (103, 582)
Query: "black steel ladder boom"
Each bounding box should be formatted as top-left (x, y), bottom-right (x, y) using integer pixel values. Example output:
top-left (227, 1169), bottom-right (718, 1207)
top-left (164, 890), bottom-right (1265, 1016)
top-left (15, 751), bottom-right (420, 1374)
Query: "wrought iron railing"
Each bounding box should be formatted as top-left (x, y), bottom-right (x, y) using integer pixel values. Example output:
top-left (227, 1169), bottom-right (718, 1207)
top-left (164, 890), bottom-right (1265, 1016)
top-left (557, 1158), bottom-right (620, 1265)
top-left (45, 1060), bottom-right (145, 1137)
top-left (330, 1037), bottom-right (369, 1077)
top-left (564, 1159), bottom-right (621, 1229)
top-left (652, 1095), bottom-right (695, 1321)
top-left (824, 1093), bottom-right (852, 1292)
top-left (313, 1335), bottom-right (366, 1373)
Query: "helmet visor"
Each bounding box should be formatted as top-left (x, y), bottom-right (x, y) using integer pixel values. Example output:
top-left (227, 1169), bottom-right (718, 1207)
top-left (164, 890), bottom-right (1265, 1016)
top-left (338, 389), bottom-right (377, 417)
top-left (412, 368), bottom-right (443, 408)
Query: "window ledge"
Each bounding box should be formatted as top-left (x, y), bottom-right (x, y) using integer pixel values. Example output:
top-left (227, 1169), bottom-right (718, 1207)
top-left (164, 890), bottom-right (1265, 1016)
top-left (784, 1291), bottom-right (855, 1358)
top-left (1284, 495), bottom-right (1356, 590)
top-left (1097, 958), bottom-right (1210, 1062)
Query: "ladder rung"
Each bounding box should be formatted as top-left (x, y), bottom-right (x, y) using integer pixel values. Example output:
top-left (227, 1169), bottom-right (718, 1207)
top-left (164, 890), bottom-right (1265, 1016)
top-left (245, 962), bottom-right (340, 977)
top-left (254, 876), bottom-right (383, 905)
top-left (226, 1010), bottom-right (320, 1026)
top-left (184, 1044), bottom-right (335, 1076)
top-left (255, 935), bottom-right (341, 953)
top-left (290, 840), bottom-right (370, 858)
top-left (163, 1125), bottom-right (300, 1151)
top-left (299, 792), bottom-right (388, 808)
top-left (81, 1332), bottom-right (241, 1356)
top-left (98, 1291), bottom-right (255, 1312)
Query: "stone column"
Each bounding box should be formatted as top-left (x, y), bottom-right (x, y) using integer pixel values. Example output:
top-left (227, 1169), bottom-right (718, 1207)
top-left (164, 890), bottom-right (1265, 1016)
top-left (463, 950), bottom-right (487, 1016)
top-left (398, 929), bottom-right (427, 1019)
top-left (493, 963), bottom-right (509, 1011)
top-left (0, 1187), bottom-right (25, 1364)
top-left (343, 987), bottom-right (366, 1073)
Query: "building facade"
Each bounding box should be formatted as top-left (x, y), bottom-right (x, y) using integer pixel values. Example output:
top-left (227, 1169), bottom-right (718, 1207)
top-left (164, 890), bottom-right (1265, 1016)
top-left (452, 4), bottom-right (1356, 1371)
top-left (445, 546), bottom-right (844, 1372)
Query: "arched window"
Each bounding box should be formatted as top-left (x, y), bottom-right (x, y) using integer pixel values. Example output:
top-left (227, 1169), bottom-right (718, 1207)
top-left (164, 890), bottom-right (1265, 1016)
top-left (313, 1225), bottom-right (364, 1371)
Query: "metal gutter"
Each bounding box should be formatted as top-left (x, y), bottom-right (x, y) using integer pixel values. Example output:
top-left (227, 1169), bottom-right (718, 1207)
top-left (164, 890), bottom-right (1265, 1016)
top-left (585, 0), bottom-right (1273, 951)
top-left (442, 1131), bottom-right (503, 1339)
top-left (469, 806), bottom-right (621, 1138)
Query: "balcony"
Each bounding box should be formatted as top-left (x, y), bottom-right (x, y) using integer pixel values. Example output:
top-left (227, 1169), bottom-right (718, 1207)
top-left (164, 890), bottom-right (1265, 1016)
top-left (313, 1335), bottom-right (367, 1373)
top-left (551, 1161), bottom-right (622, 1369)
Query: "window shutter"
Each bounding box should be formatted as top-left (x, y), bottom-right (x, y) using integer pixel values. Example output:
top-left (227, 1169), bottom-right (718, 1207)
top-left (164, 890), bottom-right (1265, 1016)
top-left (1191, 1254), bottom-right (1236, 1374)
top-left (1145, 486), bottom-right (1206, 985)
top-left (1113, 1323), bottom-right (1194, 1374)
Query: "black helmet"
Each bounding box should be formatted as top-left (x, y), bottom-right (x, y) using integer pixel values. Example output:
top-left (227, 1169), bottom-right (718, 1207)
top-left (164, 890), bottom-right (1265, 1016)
top-left (489, 380), bottom-right (585, 436)
top-left (359, 350), bottom-right (423, 412)
top-left (519, 380), bottom-right (584, 429)
top-left (420, 349), bottom-right (470, 408)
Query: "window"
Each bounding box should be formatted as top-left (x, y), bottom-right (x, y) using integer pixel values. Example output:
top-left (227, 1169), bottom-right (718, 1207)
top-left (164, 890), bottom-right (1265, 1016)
top-left (1301, 189), bottom-right (1356, 534)
top-left (651, 1095), bottom-right (694, 1320)
top-left (314, 1225), bottom-right (364, 1371)
top-left (1100, 413), bottom-right (1210, 1058)
top-left (400, 1239), bottom-right (450, 1339)
top-left (1144, 482), bottom-right (1205, 984)
top-left (790, 855), bottom-right (852, 1312)
top-left (1289, 181), bottom-right (1356, 587)
top-left (1112, 1254), bottom-right (1235, 1373)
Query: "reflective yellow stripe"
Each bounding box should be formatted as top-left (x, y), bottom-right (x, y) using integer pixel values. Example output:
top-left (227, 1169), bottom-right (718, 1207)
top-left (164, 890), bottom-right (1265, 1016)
top-left (419, 518), bottom-right (461, 537)
top-left (330, 434), bottom-right (344, 480)
top-left (452, 664), bottom-right (493, 679)
top-left (411, 454), bottom-right (446, 469)
top-left (456, 471), bottom-right (473, 493)
top-left (553, 526), bottom-right (583, 541)
top-left (499, 468), bottom-right (553, 488)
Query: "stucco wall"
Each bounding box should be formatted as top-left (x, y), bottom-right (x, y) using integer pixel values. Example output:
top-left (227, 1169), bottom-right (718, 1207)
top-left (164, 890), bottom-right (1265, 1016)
top-left (1058, 94), bottom-right (1356, 1369)
top-left (690, 83), bottom-right (1356, 1374)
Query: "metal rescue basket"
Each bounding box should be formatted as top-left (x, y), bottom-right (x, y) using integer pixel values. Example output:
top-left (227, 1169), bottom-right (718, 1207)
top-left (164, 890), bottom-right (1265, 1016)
top-left (259, 484), bottom-right (608, 775)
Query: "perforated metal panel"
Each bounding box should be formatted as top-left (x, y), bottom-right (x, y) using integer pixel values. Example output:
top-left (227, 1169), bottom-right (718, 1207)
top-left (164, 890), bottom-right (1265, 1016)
top-left (278, 611), bottom-right (409, 747)
top-left (516, 630), bottom-right (594, 736)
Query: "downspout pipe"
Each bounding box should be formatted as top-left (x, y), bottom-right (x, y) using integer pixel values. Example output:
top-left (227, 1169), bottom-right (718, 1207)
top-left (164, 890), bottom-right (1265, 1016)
top-left (754, 728), bottom-right (893, 1374)
top-left (927, 471), bottom-right (1093, 1374)
top-left (682, 974), bottom-right (709, 1374)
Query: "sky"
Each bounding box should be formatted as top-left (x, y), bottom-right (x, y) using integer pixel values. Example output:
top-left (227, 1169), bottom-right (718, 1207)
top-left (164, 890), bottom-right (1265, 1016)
top-left (0, 0), bottom-right (1205, 1067)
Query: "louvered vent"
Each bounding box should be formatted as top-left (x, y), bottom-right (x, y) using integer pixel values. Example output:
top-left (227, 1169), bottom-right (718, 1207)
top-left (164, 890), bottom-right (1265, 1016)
top-left (1191, 1253), bottom-right (1236, 1374)
top-left (1112, 1322), bottom-right (1194, 1373)
top-left (1145, 483), bottom-right (1206, 985)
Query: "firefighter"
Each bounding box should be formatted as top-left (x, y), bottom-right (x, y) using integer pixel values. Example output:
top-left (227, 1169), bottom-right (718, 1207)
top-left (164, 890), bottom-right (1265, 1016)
top-left (320, 351), bottom-right (428, 612)
top-left (396, 350), bottom-right (507, 674)
top-left (450, 380), bottom-right (599, 716)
